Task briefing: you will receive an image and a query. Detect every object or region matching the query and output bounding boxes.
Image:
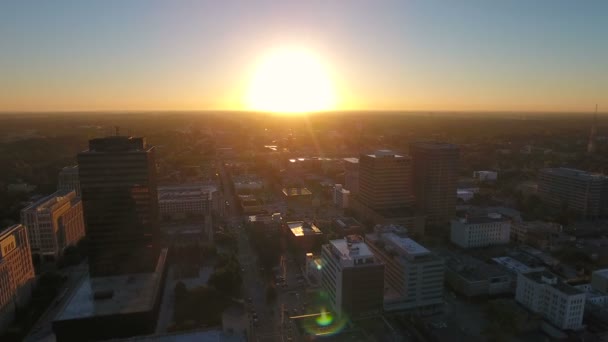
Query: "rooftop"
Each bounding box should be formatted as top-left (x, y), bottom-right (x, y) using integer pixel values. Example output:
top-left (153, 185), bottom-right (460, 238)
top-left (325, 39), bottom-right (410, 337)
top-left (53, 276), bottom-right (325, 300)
top-left (366, 149), bottom-right (406, 158)
top-left (522, 270), bottom-right (583, 296)
top-left (282, 187), bottom-right (312, 197)
top-left (541, 167), bottom-right (607, 180)
top-left (329, 236), bottom-right (374, 261)
top-left (411, 141), bottom-right (459, 150)
top-left (334, 217), bottom-right (362, 227)
top-left (109, 329), bottom-right (245, 342)
top-left (343, 157), bottom-right (359, 164)
top-left (22, 190), bottom-right (76, 212)
top-left (456, 213), bottom-right (509, 224)
top-left (594, 268), bottom-right (608, 278)
top-left (158, 185), bottom-right (215, 201)
top-left (383, 233), bottom-right (430, 257)
top-left (445, 254), bottom-right (510, 281)
top-left (55, 249), bottom-right (167, 322)
top-left (287, 221), bottom-right (323, 237)
top-left (493, 256), bottom-right (544, 274)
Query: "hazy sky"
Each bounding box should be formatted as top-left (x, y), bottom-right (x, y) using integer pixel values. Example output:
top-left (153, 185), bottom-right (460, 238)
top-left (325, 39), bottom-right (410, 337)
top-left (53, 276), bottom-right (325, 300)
top-left (1, 0), bottom-right (607, 112)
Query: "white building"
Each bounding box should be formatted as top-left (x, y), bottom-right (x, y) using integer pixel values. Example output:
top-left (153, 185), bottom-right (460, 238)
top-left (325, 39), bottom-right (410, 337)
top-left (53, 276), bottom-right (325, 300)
top-left (158, 185), bottom-right (215, 221)
top-left (366, 231), bottom-right (444, 313)
top-left (20, 190), bottom-right (85, 261)
top-left (321, 236), bottom-right (384, 318)
top-left (574, 284), bottom-right (608, 307)
top-left (58, 165), bottom-right (80, 196)
top-left (450, 213), bottom-right (510, 248)
top-left (473, 170), bottom-right (498, 182)
top-left (516, 271), bottom-right (585, 330)
top-left (333, 184), bottom-right (350, 209)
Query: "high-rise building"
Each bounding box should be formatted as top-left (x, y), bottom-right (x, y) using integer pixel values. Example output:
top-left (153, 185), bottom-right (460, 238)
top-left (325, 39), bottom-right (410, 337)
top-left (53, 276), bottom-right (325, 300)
top-left (366, 227), bottom-right (444, 313)
top-left (321, 235), bottom-right (384, 318)
top-left (21, 190), bottom-right (85, 261)
top-left (343, 157), bottom-right (360, 194)
top-left (358, 150), bottom-right (413, 210)
top-left (0, 224), bottom-right (36, 332)
top-left (538, 167), bottom-right (608, 218)
top-left (58, 165), bottom-right (80, 197)
top-left (410, 142), bottom-right (459, 226)
top-left (333, 184), bottom-right (350, 209)
top-left (450, 213), bottom-right (511, 249)
top-left (515, 271), bottom-right (585, 330)
top-left (77, 136), bottom-right (160, 276)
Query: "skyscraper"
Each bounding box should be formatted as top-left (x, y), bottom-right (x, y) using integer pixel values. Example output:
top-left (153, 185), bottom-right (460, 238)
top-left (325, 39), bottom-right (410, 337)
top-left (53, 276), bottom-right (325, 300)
top-left (77, 136), bottom-right (160, 276)
top-left (58, 165), bottom-right (80, 197)
top-left (358, 150), bottom-right (414, 210)
top-left (410, 142), bottom-right (459, 227)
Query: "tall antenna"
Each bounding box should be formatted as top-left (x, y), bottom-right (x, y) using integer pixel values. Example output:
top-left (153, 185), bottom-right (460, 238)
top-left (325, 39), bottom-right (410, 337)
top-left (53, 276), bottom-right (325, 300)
top-left (587, 104), bottom-right (598, 154)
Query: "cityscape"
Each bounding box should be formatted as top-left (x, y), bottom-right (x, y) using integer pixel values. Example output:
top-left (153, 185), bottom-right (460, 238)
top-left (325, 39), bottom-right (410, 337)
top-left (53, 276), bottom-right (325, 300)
top-left (1, 1), bottom-right (608, 342)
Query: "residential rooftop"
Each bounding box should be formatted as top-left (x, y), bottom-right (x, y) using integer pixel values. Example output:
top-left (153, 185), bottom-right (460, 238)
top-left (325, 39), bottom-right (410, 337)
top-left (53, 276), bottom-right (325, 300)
top-left (55, 249), bottom-right (167, 322)
top-left (287, 221), bottom-right (323, 237)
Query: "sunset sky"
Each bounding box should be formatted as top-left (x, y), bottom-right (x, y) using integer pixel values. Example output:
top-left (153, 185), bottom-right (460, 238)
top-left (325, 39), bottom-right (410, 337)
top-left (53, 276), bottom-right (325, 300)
top-left (1, 0), bottom-right (607, 112)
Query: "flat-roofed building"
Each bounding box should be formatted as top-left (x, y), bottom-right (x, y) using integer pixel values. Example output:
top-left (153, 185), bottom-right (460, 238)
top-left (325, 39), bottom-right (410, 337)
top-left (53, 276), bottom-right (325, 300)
top-left (538, 167), bottom-right (608, 218)
top-left (285, 221), bottom-right (325, 259)
top-left (515, 270), bottom-right (585, 330)
top-left (53, 249), bottom-right (168, 341)
top-left (333, 184), bottom-right (350, 209)
top-left (158, 184), bottom-right (214, 221)
top-left (58, 165), bottom-right (80, 196)
top-left (21, 190), bottom-right (85, 261)
top-left (321, 236), bottom-right (384, 318)
top-left (366, 231), bottom-right (444, 313)
top-left (333, 217), bottom-right (364, 237)
top-left (444, 254), bottom-right (513, 297)
top-left (410, 142), bottom-right (459, 226)
top-left (0, 224), bottom-right (35, 332)
top-left (450, 213), bottom-right (510, 248)
top-left (359, 150), bottom-right (414, 210)
top-left (282, 187), bottom-right (313, 207)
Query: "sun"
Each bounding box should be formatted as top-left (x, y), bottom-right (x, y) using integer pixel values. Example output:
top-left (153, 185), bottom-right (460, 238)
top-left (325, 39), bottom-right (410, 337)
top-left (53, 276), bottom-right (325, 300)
top-left (246, 48), bottom-right (336, 114)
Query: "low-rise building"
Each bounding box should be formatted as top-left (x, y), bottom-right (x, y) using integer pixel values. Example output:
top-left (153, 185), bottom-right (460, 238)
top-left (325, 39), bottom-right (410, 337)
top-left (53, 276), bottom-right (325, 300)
top-left (574, 284), bottom-right (608, 307)
top-left (450, 213), bottom-right (510, 248)
top-left (285, 221), bottom-right (324, 258)
top-left (232, 175), bottom-right (264, 192)
top-left (444, 254), bottom-right (513, 297)
top-left (473, 170), bottom-right (497, 182)
top-left (515, 271), bottom-right (585, 330)
top-left (282, 187), bottom-right (313, 208)
top-left (333, 184), bottom-right (350, 209)
top-left (350, 198), bottom-right (426, 237)
top-left (366, 230), bottom-right (444, 313)
top-left (53, 249), bottom-right (168, 341)
top-left (492, 256), bottom-right (545, 275)
top-left (237, 194), bottom-right (263, 214)
top-left (321, 236), bottom-right (384, 318)
top-left (0, 224), bottom-right (36, 333)
top-left (511, 221), bottom-right (569, 250)
top-left (21, 190), bottom-right (85, 261)
top-left (333, 217), bottom-right (364, 237)
top-left (158, 185), bottom-right (214, 221)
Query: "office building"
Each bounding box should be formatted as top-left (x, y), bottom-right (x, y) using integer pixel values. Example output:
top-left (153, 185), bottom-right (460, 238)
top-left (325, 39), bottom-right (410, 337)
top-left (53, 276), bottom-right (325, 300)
top-left (53, 249), bottom-right (167, 341)
top-left (157, 184), bottom-right (214, 221)
top-left (333, 217), bottom-right (364, 237)
top-left (358, 150), bottom-right (413, 210)
top-left (21, 190), bottom-right (85, 261)
top-left (333, 184), bottom-right (350, 209)
top-left (0, 224), bottom-right (35, 332)
top-left (538, 167), bottom-right (608, 218)
top-left (366, 231), bottom-right (444, 313)
top-left (77, 136), bottom-right (160, 276)
top-left (285, 221), bottom-right (325, 260)
top-left (450, 213), bottom-right (510, 248)
top-left (321, 236), bottom-right (384, 318)
top-left (515, 271), bottom-right (585, 330)
top-left (410, 142), bottom-right (459, 226)
top-left (58, 165), bottom-right (80, 196)
top-left (343, 158), bottom-right (360, 194)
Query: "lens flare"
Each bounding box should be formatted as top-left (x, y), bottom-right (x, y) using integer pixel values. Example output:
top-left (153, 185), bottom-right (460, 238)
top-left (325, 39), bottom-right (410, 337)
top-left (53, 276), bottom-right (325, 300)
top-left (315, 308), bottom-right (333, 326)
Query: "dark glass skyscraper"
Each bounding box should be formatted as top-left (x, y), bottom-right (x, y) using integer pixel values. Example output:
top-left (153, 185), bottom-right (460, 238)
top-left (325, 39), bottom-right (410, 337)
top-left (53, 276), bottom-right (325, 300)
top-left (78, 136), bottom-right (159, 276)
top-left (410, 142), bottom-right (459, 227)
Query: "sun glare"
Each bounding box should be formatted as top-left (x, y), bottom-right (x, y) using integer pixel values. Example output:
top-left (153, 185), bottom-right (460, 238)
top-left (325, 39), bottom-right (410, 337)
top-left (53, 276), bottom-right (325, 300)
top-left (246, 48), bottom-right (336, 114)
